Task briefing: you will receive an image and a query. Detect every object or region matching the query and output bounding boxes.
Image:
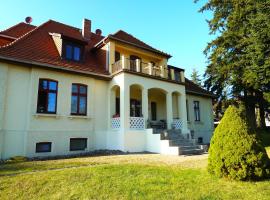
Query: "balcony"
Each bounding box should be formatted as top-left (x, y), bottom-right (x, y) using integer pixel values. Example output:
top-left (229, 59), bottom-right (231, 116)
top-left (111, 58), bottom-right (184, 83)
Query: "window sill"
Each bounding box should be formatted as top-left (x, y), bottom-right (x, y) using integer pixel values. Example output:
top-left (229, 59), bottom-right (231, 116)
top-left (33, 113), bottom-right (62, 118)
top-left (68, 115), bottom-right (92, 120)
top-left (194, 121), bottom-right (204, 125)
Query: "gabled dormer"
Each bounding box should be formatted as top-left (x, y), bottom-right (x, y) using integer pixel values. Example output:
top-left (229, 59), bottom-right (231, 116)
top-left (50, 32), bottom-right (87, 62)
top-left (50, 19), bottom-right (94, 62)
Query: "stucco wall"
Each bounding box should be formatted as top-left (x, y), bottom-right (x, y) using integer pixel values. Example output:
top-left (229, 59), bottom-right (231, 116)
top-left (0, 61), bottom-right (214, 159)
top-left (0, 63), bottom-right (109, 159)
top-left (186, 94), bottom-right (214, 143)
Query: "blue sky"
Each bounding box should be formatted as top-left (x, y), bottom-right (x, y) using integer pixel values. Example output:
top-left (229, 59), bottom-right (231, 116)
top-left (0, 0), bottom-right (212, 79)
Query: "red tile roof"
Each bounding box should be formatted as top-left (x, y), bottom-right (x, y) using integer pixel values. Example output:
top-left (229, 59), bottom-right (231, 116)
top-left (0, 19), bottom-right (214, 98)
top-left (96, 30), bottom-right (171, 58)
top-left (0, 20), bottom-right (108, 75)
top-left (185, 78), bottom-right (215, 98)
top-left (0, 22), bottom-right (36, 38)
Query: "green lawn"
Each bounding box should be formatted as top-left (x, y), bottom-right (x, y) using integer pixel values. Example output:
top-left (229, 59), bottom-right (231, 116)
top-left (0, 150), bottom-right (269, 200)
top-left (0, 131), bottom-right (269, 200)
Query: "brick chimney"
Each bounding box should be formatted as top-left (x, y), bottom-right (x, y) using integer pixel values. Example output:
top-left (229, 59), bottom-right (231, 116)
top-left (82, 18), bottom-right (91, 39)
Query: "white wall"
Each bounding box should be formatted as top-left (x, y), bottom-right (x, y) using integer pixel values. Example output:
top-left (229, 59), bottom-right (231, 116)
top-left (186, 94), bottom-right (214, 143)
top-left (0, 63), bottom-right (109, 159)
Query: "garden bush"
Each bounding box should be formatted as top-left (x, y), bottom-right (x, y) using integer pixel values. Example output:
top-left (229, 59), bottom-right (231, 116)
top-left (208, 105), bottom-right (270, 180)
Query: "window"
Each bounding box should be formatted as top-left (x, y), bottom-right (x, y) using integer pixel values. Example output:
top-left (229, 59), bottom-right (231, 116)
top-left (115, 51), bottom-right (121, 62)
top-left (36, 142), bottom-right (52, 153)
top-left (130, 99), bottom-right (142, 117)
top-left (71, 84), bottom-right (87, 115)
top-left (151, 102), bottom-right (157, 121)
top-left (64, 42), bottom-right (82, 62)
top-left (186, 99), bottom-right (189, 121)
top-left (70, 138), bottom-right (87, 151)
top-left (175, 71), bottom-right (181, 82)
top-left (116, 97), bottom-right (120, 115)
top-left (37, 79), bottom-right (58, 114)
top-left (194, 101), bottom-right (200, 121)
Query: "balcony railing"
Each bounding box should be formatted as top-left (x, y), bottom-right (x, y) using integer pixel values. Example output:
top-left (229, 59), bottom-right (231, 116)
top-left (111, 58), bottom-right (182, 82)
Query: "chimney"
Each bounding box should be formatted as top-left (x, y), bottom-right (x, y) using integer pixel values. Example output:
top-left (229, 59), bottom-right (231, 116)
top-left (82, 18), bottom-right (91, 39)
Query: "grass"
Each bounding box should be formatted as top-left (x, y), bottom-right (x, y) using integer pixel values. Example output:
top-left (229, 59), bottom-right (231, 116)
top-left (0, 151), bottom-right (270, 200)
top-left (0, 131), bottom-right (269, 200)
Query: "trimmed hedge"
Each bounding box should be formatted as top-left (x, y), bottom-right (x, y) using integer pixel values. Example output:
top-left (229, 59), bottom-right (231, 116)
top-left (208, 105), bottom-right (270, 180)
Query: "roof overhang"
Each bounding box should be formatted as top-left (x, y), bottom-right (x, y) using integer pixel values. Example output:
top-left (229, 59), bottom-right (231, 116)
top-left (94, 35), bottom-right (172, 58)
top-left (0, 55), bottom-right (111, 81)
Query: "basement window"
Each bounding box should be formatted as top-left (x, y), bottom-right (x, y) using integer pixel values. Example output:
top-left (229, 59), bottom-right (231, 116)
top-left (36, 142), bottom-right (52, 153)
top-left (70, 138), bottom-right (87, 151)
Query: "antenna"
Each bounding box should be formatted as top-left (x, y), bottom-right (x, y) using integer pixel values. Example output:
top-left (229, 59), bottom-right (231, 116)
top-left (25, 16), bottom-right (33, 24)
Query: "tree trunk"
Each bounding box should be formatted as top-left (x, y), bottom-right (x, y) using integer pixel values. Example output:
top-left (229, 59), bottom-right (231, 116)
top-left (244, 90), bottom-right (257, 130)
top-left (257, 91), bottom-right (266, 129)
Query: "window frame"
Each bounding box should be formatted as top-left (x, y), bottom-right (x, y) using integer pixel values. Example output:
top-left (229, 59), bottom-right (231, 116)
top-left (71, 83), bottom-right (88, 116)
top-left (63, 41), bottom-right (83, 62)
top-left (193, 101), bottom-right (201, 122)
top-left (186, 99), bottom-right (190, 121)
top-left (115, 51), bottom-right (121, 62)
top-left (130, 99), bottom-right (142, 117)
top-left (36, 142), bottom-right (52, 153)
top-left (70, 138), bottom-right (87, 151)
top-left (174, 70), bottom-right (181, 82)
top-left (37, 79), bottom-right (58, 114)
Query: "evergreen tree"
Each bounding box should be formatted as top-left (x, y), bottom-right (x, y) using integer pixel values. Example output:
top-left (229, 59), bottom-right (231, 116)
top-left (196, 0), bottom-right (270, 129)
top-left (208, 105), bottom-right (270, 180)
top-left (190, 68), bottom-right (201, 86)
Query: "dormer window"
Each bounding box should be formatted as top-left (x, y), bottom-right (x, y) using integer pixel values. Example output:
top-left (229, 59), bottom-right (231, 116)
top-left (63, 42), bottom-right (83, 62)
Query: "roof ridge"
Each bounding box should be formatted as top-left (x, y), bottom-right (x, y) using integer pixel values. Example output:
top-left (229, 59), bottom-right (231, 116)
top-left (0, 22), bottom-right (35, 35)
top-left (0, 20), bottom-right (52, 50)
top-left (48, 19), bottom-right (82, 31)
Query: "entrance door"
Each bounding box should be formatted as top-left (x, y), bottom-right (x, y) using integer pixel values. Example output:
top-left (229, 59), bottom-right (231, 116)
top-left (151, 102), bottom-right (157, 121)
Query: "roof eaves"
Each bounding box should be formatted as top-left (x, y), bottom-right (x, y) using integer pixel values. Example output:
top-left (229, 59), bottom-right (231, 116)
top-left (0, 55), bottom-right (111, 80)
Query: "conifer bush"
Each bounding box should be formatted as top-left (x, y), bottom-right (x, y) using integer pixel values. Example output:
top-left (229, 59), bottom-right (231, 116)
top-left (208, 105), bottom-right (270, 181)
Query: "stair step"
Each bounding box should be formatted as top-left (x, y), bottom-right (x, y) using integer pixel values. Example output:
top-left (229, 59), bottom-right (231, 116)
top-left (178, 148), bottom-right (204, 155)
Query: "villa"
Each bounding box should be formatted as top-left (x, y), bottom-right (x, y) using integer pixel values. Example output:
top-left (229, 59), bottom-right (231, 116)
top-left (0, 19), bottom-right (214, 159)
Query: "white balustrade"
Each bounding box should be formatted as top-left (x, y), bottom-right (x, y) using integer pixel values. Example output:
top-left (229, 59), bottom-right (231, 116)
top-left (129, 117), bottom-right (145, 130)
top-left (111, 117), bottom-right (120, 129)
top-left (172, 119), bottom-right (183, 130)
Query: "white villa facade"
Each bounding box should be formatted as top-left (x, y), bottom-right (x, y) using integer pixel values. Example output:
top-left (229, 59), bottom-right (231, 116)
top-left (0, 19), bottom-right (214, 159)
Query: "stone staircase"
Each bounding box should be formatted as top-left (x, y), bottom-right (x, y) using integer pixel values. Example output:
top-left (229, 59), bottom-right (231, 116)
top-left (161, 129), bottom-right (205, 155)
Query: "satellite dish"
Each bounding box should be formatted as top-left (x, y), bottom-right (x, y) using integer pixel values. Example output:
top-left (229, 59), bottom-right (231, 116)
top-left (25, 16), bottom-right (32, 24)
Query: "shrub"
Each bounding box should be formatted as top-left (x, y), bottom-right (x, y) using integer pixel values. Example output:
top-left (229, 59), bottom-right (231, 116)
top-left (208, 105), bottom-right (270, 180)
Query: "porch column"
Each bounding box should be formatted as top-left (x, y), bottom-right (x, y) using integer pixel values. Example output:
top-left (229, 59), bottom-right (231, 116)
top-left (166, 92), bottom-right (173, 129)
top-left (121, 55), bottom-right (127, 69)
top-left (142, 88), bottom-right (148, 128)
top-left (136, 59), bottom-right (141, 72)
top-left (120, 84), bottom-right (130, 130)
top-left (178, 94), bottom-right (188, 132)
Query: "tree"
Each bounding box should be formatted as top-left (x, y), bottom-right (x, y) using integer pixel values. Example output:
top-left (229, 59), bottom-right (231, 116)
top-left (190, 68), bottom-right (201, 85)
top-left (196, 0), bottom-right (270, 129)
top-left (208, 105), bottom-right (270, 180)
